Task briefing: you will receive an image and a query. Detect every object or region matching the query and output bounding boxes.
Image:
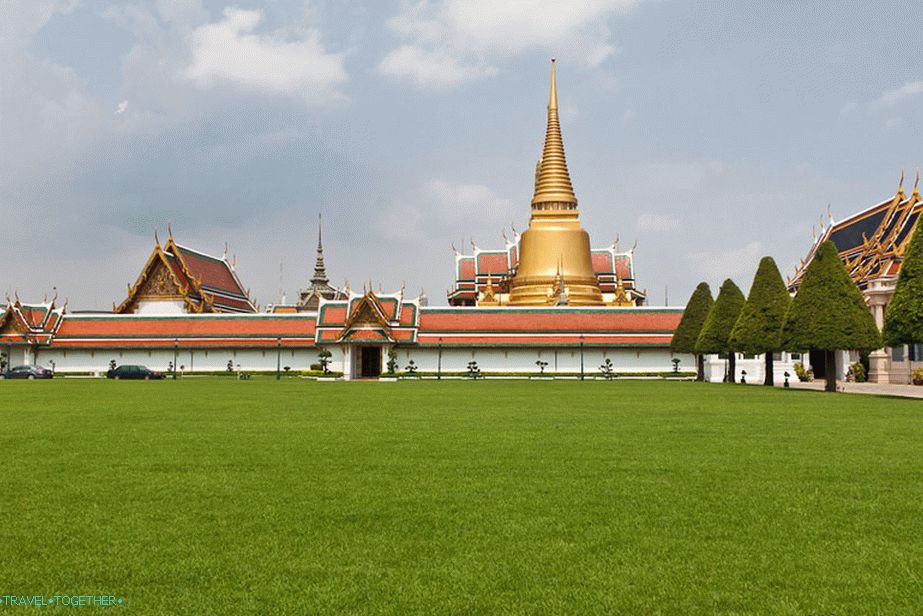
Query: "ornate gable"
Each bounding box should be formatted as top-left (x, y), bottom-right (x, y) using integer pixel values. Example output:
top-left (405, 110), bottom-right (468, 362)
top-left (340, 292), bottom-right (393, 342)
top-left (116, 246), bottom-right (196, 314)
top-left (0, 306), bottom-right (29, 336)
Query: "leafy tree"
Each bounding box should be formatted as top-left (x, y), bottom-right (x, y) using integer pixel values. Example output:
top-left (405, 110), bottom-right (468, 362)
top-left (535, 359), bottom-right (548, 375)
top-left (599, 358), bottom-right (614, 380)
top-left (883, 219), bottom-right (923, 347)
top-left (729, 256), bottom-right (791, 386)
top-left (695, 279), bottom-right (745, 383)
top-left (672, 282), bottom-right (713, 381)
top-left (781, 241), bottom-right (880, 392)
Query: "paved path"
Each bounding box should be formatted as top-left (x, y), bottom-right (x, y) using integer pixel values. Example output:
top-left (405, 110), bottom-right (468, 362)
top-left (780, 380), bottom-right (923, 399)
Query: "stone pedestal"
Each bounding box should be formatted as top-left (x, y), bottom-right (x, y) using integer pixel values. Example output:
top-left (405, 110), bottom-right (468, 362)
top-left (869, 349), bottom-right (890, 384)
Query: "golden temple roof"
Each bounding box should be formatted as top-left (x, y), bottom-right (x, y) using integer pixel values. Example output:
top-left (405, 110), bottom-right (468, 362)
top-left (531, 59), bottom-right (578, 208)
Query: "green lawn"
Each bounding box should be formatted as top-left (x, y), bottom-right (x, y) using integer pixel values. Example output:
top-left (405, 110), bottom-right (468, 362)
top-left (1, 379), bottom-right (921, 614)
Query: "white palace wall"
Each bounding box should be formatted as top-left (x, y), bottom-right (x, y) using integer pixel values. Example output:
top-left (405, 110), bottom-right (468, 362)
top-left (24, 344), bottom-right (690, 377)
top-left (34, 347), bottom-right (319, 374)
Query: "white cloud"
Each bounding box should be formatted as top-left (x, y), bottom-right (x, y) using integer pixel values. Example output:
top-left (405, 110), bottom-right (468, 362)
top-left (380, 179), bottom-right (514, 241)
top-left (115, 100), bottom-right (128, 114)
top-left (873, 80), bottom-right (923, 107)
top-left (636, 213), bottom-right (680, 233)
top-left (380, 0), bottom-right (640, 87)
top-left (380, 45), bottom-right (496, 87)
top-left (183, 8), bottom-right (348, 104)
top-left (633, 160), bottom-right (726, 193)
top-left (689, 241), bottom-right (763, 282)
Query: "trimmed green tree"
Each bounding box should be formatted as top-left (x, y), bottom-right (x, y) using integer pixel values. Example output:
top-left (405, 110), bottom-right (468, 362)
top-left (695, 279), bottom-right (745, 383)
top-left (882, 219), bottom-right (923, 348)
top-left (781, 241), bottom-right (880, 392)
top-left (671, 282), bottom-right (713, 381)
top-left (728, 257), bottom-right (791, 386)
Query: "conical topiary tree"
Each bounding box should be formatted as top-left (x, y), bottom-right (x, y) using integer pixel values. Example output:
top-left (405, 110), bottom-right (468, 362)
top-left (695, 279), bottom-right (745, 383)
top-left (883, 219), bottom-right (923, 348)
top-left (781, 240), bottom-right (880, 392)
top-left (671, 282), bottom-right (714, 381)
top-left (729, 257), bottom-right (791, 386)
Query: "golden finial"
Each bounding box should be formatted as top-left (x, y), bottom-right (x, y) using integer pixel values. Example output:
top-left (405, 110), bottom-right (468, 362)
top-left (898, 167), bottom-right (905, 194)
top-left (531, 58), bottom-right (577, 209)
top-left (915, 168), bottom-right (920, 196)
top-left (154, 228), bottom-right (160, 247)
top-left (167, 222), bottom-right (173, 241)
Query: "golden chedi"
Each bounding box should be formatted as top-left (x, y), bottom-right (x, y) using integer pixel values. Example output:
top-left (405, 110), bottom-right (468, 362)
top-left (509, 59), bottom-right (604, 306)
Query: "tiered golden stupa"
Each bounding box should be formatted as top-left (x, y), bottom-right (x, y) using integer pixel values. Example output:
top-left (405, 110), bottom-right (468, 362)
top-left (508, 59), bottom-right (604, 306)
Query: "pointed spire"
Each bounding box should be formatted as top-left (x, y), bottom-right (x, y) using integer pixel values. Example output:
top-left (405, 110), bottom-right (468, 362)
top-left (311, 213), bottom-right (329, 286)
top-left (898, 167), bottom-right (905, 195)
top-left (915, 168), bottom-right (920, 196)
top-left (531, 58), bottom-right (578, 209)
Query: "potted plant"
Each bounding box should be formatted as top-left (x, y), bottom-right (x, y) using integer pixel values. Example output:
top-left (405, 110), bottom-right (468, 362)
top-left (912, 368), bottom-right (923, 386)
top-left (599, 358), bottom-right (614, 380)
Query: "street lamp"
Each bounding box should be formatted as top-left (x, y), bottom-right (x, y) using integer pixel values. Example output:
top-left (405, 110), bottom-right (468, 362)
top-left (276, 337), bottom-right (282, 381)
top-left (437, 337), bottom-right (443, 380)
top-left (173, 338), bottom-right (178, 380)
top-left (579, 334), bottom-right (585, 381)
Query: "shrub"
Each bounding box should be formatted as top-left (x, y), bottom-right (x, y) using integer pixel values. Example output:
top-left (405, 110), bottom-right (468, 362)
top-left (793, 362), bottom-right (813, 382)
top-left (846, 362), bottom-right (866, 383)
top-left (912, 368), bottom-right (923, 386)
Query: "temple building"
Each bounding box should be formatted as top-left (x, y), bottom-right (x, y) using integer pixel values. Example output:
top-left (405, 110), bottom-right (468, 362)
top-left (789, 170), bottom-right (922, 383)
top-left (1, 60), bottom-right (686, 380)
top-left (448, 59), bottom-right (646, 308)
top-left (116, 228), bottom-right (256, 314)
top-left (297, 216), bottom-right (344, 311)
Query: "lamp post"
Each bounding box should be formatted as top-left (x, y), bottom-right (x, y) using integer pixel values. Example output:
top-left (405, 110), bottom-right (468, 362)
top-left (437, 337), bottom-right (443, 380)
top-left (579, 334), bottom-right (585, 381)
top-left (276, 337), bottom-right (282, 381)
top-left (173, 338), bottom-right (178, 380)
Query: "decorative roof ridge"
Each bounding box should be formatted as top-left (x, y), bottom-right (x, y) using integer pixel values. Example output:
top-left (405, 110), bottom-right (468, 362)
top-left (171, 242), bottom-right (229, 264)
top-left (830, 195), bottom-right (902, 230)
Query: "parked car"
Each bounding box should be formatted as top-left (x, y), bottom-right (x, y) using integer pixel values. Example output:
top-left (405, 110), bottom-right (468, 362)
top-left (106, 365), bottom-right (165, 380)
top-left (2, 365), bottom-right (54, 380)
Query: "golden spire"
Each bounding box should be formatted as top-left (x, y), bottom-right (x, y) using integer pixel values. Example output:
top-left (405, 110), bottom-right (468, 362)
top-left (531, 58), bottom-right (577, 209)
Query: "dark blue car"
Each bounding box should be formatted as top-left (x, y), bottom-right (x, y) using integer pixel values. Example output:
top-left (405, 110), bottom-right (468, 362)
top-left (106, 365), bottom-right (164, 380)
top-left (2, 365), bottom-right (54, 380)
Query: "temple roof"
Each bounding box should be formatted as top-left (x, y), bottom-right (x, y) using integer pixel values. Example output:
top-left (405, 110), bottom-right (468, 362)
top-left (51, 313), bottom-right (314, 348)
top-left (0, 298), bottom-right (65, 345)
top-left (790, 173), bottom-right (922, 291)
top-left (116, 231), bottom-right (256, 314)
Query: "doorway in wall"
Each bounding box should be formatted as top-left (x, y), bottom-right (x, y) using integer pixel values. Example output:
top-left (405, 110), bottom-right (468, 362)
top-left (360, 346), bottom-right (381, 378)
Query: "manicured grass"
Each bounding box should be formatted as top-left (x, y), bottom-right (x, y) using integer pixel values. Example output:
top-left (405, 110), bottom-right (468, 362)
top-left (1, 379), bottom-right (921, 614)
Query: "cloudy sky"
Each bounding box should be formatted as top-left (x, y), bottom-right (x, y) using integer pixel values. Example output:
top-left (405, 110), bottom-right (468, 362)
top-left (2, 0), bottom-right (921, 309)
